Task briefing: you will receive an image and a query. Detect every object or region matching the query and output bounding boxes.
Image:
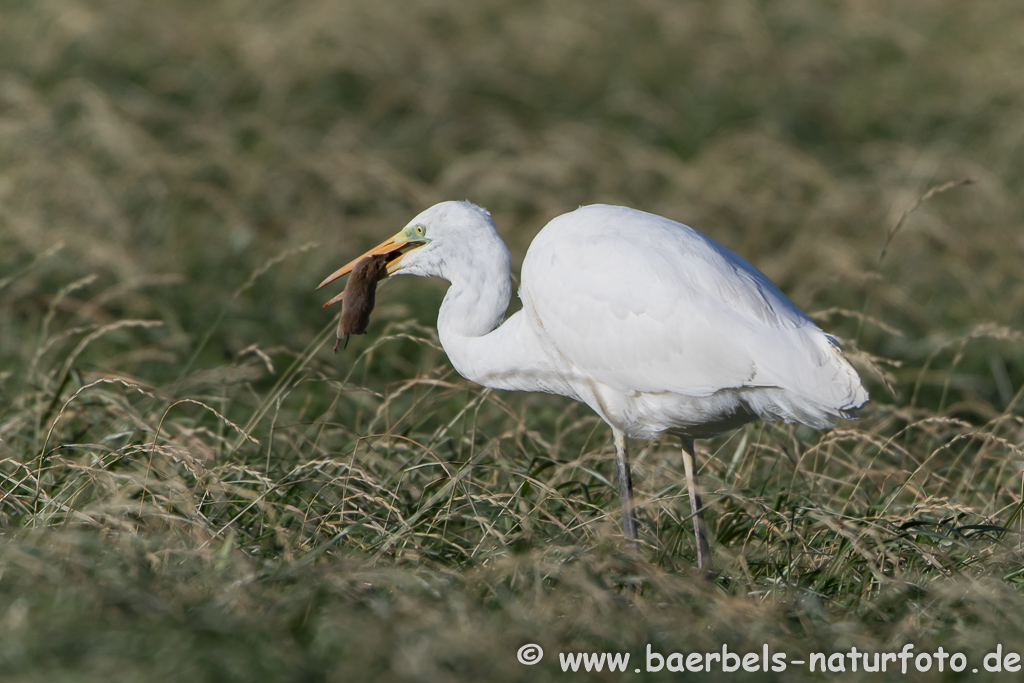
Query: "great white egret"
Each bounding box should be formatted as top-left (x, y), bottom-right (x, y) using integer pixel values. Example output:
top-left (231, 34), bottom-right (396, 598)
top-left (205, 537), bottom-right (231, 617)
top-left (319, 202), bottom-right (868, 569)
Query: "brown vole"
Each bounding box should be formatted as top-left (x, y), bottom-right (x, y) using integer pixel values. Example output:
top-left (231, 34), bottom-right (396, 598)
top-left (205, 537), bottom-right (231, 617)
top-left (333, 253), bottom-right (389, 352)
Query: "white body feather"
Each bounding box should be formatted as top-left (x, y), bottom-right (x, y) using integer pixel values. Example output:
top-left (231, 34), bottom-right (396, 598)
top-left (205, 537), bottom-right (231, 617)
top-left (399, 201), bottom-right (867, 440)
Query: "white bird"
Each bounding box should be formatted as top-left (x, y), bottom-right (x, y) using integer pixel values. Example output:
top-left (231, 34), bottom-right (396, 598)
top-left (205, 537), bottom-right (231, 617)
top-left (319, 202), bottom-right (868, 569)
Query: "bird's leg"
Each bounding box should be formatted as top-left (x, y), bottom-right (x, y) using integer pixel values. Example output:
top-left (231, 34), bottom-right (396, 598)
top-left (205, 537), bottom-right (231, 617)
top-left (613, 429), bottom-right (639, 551)
top-left (680, 437), bottom-right (712, 572)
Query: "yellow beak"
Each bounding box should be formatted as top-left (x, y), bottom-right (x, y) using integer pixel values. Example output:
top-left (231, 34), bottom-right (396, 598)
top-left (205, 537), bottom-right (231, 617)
top-left (317, 230), bottom-right (426, 307)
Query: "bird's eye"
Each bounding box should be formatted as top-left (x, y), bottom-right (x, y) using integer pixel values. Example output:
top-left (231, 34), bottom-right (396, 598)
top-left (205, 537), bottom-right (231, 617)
top-left (414, 224), bottom-right (426, 236)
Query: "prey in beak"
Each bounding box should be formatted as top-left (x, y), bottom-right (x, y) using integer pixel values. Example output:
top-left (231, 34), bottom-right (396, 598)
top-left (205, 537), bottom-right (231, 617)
top-left (329, 253), bottom-right (389, 352)
top-left (317, 224), bottom-right (430, 351)
top-left (316, 224), bottom-right (430, 307)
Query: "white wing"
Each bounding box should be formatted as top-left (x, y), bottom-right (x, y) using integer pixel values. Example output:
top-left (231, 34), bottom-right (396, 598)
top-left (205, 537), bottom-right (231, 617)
top-left (520, 205), bottom-right (866, 412)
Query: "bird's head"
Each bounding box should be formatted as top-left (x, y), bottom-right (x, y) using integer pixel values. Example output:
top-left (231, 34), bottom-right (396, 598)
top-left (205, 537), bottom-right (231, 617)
top-left (317, 201), bottom-right (505, 305)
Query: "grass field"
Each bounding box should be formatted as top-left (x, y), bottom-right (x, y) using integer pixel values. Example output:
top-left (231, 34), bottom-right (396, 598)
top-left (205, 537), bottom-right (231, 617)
top-left (2, 0), bottom-right (1024, 680)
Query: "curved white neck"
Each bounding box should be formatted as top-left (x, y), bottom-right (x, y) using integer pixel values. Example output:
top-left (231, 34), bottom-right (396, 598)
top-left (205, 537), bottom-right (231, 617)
top-left (435, 247), bottom-right (512, 382)
top-left (434, 245), bottom-right (572, 398)
top-left (437, 258), bottom-right (512, 341)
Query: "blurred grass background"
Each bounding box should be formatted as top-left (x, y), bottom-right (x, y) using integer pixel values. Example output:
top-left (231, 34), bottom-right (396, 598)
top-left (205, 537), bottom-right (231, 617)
top-left (1, 0), bottom-right (1023, 680)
